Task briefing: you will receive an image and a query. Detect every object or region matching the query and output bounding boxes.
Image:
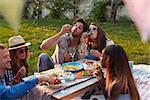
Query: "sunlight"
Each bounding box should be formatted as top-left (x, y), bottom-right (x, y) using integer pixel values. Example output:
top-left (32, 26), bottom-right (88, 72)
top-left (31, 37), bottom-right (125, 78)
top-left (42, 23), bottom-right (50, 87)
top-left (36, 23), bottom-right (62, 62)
top-left (0, 0), bottom-right (24, 33)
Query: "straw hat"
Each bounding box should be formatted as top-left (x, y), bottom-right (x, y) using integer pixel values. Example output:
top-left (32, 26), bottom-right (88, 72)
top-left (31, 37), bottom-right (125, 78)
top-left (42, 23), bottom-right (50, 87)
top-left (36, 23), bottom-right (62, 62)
top-left (8, 35), bottom-right (31, 50)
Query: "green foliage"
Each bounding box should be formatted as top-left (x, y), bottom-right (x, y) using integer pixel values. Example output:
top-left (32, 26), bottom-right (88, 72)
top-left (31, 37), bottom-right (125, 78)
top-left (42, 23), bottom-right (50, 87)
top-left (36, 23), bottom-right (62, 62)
top-left (23, 0), bottom-right (47, 19)
top-left (48, 0), bottom-right (74, 19)
top-left (100, 22), bottom-right (150, 64)
top-left (89, 0), bottom-right (110, 22)
top-left (117, 16), bottom-right (132, 23)
top-left (0, 18), bottom-right (149, 75)
top-left (23, 0), bottom-right (75, 19)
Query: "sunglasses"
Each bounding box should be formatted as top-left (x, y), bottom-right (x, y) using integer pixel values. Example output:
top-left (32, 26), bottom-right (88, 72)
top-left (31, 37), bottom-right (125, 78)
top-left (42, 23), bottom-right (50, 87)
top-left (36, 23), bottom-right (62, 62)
top-left (87, 28), bottom-right (97, 32)
top-left (17, 48), bottom-right (28, 54)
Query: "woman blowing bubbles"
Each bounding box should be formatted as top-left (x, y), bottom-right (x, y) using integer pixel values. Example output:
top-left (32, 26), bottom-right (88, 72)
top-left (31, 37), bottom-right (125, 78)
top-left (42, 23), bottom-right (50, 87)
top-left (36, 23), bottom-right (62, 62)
top-left (96, 45), bottom-right (140, 100)
top-left (80, 22), bottom-right (114, 61)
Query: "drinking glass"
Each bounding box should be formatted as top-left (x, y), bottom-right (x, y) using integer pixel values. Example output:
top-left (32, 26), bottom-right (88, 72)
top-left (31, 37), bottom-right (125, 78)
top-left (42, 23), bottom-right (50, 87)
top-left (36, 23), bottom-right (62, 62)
top-left (60, 79), bottom-right (67, 94)
top-left (68, 47), bottom-right (76, 61)
top-left (128, 61), bottom-right (134, 69)
top-left (34, 71), bottom-right (40, 78)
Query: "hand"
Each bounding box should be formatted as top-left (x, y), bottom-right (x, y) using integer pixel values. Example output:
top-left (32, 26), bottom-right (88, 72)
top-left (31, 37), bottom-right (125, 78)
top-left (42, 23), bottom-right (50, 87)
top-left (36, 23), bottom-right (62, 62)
top-left (78, 50), bottom-right (85, 59)
top-left (17, 66), bottom-right (27, 77)
top-left (82, 32), bottom-right (88, 37)
top-left (64, 51), bottom-right (72, 62)
top-left (12, 66), bottom-right (27, 85)
top-left (60, 24), bottom-right (72, 35)
top-left (38, 74), bottom-right (56, 85)
top-left (95, 66), bottom-right (104, 81)
top-left (81, 32), bottom-right (89, 43)
top-left (90, 50), bottom-right (101, 58)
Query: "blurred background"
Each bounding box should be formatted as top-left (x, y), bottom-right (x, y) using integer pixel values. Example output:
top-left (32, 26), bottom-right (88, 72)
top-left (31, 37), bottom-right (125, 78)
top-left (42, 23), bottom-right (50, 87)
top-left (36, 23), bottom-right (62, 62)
top-left (0, 0), bottom-right (149, 74)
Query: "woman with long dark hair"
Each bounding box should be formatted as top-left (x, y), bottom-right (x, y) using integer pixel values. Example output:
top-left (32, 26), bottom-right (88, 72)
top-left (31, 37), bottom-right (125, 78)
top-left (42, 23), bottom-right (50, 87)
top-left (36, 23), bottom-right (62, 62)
top-left (80, 22), bottom-right (114, 61)
top-left (7, 35), bottom-right (31, 85)
top-left (96, 45), bottom-right (140, 100)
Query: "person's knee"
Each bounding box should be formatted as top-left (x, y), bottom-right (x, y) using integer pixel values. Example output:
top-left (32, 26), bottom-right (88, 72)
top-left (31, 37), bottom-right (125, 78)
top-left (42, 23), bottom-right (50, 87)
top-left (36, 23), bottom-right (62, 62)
top-left (39, 53), bottom-right (50, 61)
top-left (38, 53), bottom-right (50, 68)
top-left (38, 53), bottom-right (54, 72)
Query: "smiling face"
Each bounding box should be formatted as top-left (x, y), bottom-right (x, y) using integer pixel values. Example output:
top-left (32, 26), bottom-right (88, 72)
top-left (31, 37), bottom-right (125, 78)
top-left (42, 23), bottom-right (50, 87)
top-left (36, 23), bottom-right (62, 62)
top-left (88, 25), bottom-right (98, 39)
top-left (15, 46), bottom-right (28, 60)
top-left (71, 22), bottom-right (84, 37)
top-left (0, 48), bottom-right (11, 70)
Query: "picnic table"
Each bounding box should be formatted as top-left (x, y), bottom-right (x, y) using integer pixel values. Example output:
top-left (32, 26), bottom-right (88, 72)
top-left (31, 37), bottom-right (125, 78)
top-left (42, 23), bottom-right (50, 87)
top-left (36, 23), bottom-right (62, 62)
top-left (22, 59), bottom-right (101, 100)
top-left (22, 61), bottom-right (150, 100)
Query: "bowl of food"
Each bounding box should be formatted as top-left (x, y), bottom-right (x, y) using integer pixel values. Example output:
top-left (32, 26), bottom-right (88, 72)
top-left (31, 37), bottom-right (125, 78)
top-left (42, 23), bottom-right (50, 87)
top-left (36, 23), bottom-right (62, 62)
top-left (84, 60), bottom-right (97, 71)
top-left (62, 62), bottom-right (87, 73)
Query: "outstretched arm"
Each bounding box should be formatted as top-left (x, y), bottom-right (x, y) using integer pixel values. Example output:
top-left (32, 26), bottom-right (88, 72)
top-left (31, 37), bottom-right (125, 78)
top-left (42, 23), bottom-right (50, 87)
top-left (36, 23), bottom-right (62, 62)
top-left (0, 75), bottom-right (55, 99)
top-left (1, 78), bottom-right (38, 99)
top-left (40, 24), bottom-right (72, 50)
top-left (12, 66), bottom-right (26, 85)
top-left (95, 66), bottom-right (108, 99)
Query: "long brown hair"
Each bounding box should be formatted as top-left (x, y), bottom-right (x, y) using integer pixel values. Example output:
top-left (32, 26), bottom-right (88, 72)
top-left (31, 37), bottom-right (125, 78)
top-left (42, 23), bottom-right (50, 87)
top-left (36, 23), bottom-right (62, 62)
top-left (104, 45), bottom-right (140, 99)
top-left (88, 22), bottom-right (107, 52)
top-left (9, 48), bottom-right (28, 76)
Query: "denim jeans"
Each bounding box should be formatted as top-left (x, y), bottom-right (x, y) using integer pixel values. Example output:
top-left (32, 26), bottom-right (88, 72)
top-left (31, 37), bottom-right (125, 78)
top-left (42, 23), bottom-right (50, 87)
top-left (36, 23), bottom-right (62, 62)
top-left (85, 54), bottom-right (99, 61)
top-left (38, 53), bottom-right (54, 72)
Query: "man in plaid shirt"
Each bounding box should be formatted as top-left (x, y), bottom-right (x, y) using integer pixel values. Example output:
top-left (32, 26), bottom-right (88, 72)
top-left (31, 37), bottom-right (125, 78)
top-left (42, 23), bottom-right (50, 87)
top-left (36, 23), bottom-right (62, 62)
top-left (4, 67), bottom-right (27, 86)
top-left (5, 69), bottom-right (14, 86)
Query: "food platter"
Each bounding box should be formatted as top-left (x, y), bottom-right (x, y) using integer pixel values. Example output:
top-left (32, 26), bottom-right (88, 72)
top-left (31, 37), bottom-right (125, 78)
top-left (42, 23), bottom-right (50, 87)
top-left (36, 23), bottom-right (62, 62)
top-left (62, 62), bottom-right (87, 73)
top-left (49, 83), bottom-right (64, 89)
top-left (46, 82), bottom-right (64, 89)
top-left (85, 60), bottom-right (95, 65)
top-left (84, 60), bottom-right (98, 71)
top-left (44, 78), bottom-right (63, 89)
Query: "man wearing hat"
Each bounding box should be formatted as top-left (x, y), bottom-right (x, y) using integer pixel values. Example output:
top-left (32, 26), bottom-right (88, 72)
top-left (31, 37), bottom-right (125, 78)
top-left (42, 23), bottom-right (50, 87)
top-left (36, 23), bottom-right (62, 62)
top-left (5, 35), bottom-right (31, 85)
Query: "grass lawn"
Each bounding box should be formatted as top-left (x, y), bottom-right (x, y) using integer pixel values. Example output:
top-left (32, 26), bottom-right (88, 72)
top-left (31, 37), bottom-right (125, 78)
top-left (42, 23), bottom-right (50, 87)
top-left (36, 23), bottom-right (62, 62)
top-left (0, 17), bottom-right (149, 75)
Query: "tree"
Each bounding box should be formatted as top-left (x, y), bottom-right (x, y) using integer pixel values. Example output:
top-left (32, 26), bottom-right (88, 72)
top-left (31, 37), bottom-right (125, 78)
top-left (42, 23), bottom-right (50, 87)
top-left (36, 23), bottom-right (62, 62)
top-left (24, 0), bottom-right (48, 19)
top-left (90, 0), bottom-right (110, 22)
top-left (110, 0), bottom-right (124, 22)
top-left (48, 0), bottom-right (74, 19)
top-left (73, 0), bottom-right (80, 18)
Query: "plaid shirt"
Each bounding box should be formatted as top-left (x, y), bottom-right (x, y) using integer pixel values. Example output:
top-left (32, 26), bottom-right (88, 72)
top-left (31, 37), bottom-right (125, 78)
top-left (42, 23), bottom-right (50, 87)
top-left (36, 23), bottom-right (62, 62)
top-left (0, 76), bottom-right (4, 84)
top-left (4, 69), bottom-right (14, 86)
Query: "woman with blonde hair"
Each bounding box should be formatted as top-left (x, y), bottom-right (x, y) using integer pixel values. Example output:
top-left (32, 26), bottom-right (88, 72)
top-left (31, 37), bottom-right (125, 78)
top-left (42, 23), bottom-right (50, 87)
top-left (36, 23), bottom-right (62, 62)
top-left (96, 45), bottom-right (140, 100)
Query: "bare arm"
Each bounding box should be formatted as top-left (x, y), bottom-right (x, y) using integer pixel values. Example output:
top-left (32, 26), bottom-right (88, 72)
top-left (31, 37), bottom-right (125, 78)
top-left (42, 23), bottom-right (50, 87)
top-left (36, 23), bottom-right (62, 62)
top-left (1, 75), bottom-right (56, 99)
top-left (96, 66), bottom-right (108, 99)
top-left (40, 32), bottom-right (63, 50)
top-left (40, 24), bottom-right (72, 50)
top-left (12, 67), bottom-right (26, 85)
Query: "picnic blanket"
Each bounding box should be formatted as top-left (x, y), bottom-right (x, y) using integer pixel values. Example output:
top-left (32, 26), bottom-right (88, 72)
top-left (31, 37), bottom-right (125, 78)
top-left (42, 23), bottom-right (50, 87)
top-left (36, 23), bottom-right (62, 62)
top-left (133, 64), bottom-right (150, 100)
